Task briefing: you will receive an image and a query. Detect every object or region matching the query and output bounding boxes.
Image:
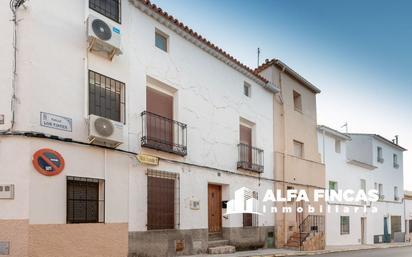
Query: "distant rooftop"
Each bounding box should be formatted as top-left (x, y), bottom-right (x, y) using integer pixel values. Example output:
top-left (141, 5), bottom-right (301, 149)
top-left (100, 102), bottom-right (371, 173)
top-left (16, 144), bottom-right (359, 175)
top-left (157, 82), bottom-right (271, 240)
top-left (347, 133), bottom-right (407, 152)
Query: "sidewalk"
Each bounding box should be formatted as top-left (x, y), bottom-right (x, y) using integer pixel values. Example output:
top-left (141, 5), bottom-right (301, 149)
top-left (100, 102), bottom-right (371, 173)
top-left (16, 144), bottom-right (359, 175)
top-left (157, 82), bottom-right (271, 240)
top-left (186, 242), bottom-right (412, 257)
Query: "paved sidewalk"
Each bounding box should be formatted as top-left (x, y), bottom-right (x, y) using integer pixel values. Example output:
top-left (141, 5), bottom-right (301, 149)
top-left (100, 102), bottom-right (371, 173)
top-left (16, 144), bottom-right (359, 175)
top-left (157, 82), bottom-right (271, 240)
top-left (186, 242), bottom-right (412, 257)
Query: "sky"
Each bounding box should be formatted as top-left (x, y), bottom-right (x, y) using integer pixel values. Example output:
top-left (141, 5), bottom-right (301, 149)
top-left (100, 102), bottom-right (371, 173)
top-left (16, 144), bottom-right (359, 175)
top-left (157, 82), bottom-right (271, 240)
top-left (151, 0), bottom-right (412, 190)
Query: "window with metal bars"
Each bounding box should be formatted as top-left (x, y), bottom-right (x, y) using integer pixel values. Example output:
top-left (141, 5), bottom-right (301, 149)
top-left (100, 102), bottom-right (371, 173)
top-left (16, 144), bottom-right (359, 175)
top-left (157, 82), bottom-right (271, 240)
top-left (340, 216), bottom-right (350, 235)
top-left (147, 169), bottom-right (179, 230)
top-left (243, 191), bottom-right (258, 227)
top-left (88, 70), bottom-right (125, 123)
top-left (89, 0), bottom-right (121, 23)
top-left (66, 176), bottom-right (105, 224)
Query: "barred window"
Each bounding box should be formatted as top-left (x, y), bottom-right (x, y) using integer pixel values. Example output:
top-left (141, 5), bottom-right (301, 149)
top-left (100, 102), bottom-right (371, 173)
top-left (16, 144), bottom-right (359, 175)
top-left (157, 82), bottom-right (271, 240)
top-left (89, 70), bottom-right (125, 123)
top-left (147, 170), bottom-right (179, 230)
top-left (89, 0), bottom-right (121, 23)
top-left (340, 216), bottom-right (350, 235)
top-left (243, 191), bottom-right (258, 227)
top-left (67, 176), bottom-right (105, 224)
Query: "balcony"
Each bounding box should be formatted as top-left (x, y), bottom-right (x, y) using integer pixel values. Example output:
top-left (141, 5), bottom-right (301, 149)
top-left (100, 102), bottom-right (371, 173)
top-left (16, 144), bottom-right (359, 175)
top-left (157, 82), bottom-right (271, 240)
top-left (237, 143), bottom-right (264, 173)
top-left (141, 111), bottom-right (187, 156)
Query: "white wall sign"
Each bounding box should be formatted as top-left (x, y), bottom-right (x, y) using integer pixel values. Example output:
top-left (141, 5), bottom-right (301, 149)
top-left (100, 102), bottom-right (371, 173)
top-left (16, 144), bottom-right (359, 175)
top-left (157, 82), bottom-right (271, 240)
top-left (40, 112), bottom-right (72, 132)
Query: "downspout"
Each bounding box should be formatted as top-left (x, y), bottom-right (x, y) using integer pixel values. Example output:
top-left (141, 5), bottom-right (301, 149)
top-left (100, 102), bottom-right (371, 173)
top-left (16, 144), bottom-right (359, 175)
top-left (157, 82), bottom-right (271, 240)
top-left (7, 1), bottom-right (26, 132)
top-left (279, 66), bottom-right (287, 246)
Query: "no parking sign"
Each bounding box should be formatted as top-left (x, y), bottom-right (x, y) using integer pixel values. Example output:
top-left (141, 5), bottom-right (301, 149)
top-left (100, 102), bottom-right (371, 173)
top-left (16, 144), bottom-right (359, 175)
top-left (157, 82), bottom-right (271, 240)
top-left (32, 149), bottom-right (65, 176)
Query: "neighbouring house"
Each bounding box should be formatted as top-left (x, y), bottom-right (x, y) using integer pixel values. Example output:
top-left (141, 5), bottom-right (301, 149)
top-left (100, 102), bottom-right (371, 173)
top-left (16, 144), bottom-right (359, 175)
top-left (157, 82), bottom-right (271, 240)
top-left (318, 126), bottom-right (407, 246)
top-left (0, 0), bottom-right (280, 257)
top-left (404, 191), bottom-right (412, 242)
top-left (257, 59), bottom-right (326, 250)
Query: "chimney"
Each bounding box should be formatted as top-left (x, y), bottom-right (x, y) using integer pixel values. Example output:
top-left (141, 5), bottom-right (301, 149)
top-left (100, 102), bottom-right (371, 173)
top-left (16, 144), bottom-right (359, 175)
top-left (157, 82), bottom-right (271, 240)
top-left (394, 135), bottom-right (399, 145)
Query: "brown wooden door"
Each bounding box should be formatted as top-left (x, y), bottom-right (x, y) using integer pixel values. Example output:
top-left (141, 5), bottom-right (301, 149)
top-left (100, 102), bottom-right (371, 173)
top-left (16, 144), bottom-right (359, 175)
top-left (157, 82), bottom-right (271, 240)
top-left (208, 184), bottom-right (222, 233)
top-left (240, 124), bottom-right (252, 167)
top-left (146, 87), bottom-right (173, 148)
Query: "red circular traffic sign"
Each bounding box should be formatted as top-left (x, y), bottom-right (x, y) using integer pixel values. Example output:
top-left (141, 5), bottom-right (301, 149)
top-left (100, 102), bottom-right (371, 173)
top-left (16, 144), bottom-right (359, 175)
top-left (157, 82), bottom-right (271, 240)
top-left (32, 148), bottom-right (65, 176)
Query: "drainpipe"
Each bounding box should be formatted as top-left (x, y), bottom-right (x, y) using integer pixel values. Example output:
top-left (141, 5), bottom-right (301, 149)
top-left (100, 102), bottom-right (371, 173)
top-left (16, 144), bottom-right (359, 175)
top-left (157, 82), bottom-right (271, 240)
top-left (278, 66), bottom-right (287, 246)
top-left (6, 0), bottom-right (27, 132)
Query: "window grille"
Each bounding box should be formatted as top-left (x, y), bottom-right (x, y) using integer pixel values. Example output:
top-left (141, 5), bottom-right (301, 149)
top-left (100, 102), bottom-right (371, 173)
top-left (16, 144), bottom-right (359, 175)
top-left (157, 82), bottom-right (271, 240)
top-left (67, 176), bottom-right (105, 224)
top-left (89, 0), bottom-right (121, 23)
top-left (340, 216), bottom-right (350, 235)
top-left (89, 70), bottom-right (125, 123)
top-left (146, 169), bottom-right (180, 230)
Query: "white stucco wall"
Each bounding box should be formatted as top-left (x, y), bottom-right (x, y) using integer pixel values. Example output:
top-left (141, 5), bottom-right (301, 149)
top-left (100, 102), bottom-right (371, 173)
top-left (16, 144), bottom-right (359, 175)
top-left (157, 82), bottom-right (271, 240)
top-left (0, 0), bottom-right (276, 230)
top-left (318, 129), bottom-right (405, 246)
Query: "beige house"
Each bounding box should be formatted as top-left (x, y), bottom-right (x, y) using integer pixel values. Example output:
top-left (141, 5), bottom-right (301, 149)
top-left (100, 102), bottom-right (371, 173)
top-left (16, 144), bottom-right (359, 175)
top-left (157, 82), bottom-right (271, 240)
top-left (257, 59), bottom-right (326, 250)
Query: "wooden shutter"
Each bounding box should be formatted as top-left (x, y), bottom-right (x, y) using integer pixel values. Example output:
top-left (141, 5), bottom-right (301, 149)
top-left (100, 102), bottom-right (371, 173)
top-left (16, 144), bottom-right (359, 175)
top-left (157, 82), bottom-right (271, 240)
top-left (146, 87), bottom-right (174, 149)
top-left (147, 176), bottom-right (175, 230)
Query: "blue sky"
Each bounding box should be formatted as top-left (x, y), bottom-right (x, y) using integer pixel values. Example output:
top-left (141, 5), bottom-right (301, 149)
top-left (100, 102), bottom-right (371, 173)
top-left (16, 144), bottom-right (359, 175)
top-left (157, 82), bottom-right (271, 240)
top-left (151, 0), bottom-right (412, 189)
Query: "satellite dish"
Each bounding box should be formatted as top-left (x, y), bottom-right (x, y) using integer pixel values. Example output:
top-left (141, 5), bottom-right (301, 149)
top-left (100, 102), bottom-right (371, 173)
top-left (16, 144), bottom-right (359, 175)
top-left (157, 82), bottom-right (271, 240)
top-left (92, 19), bottom-right (112, 41)
top-left (94, 117), bottom-right (114, 137)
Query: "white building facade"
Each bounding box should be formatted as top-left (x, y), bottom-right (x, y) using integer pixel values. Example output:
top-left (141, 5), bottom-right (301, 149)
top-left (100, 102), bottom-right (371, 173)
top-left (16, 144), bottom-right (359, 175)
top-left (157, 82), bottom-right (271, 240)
top-left (318, 126), bottom-right (407, 246)
top-left (0, 1), bottom-right (278, 257)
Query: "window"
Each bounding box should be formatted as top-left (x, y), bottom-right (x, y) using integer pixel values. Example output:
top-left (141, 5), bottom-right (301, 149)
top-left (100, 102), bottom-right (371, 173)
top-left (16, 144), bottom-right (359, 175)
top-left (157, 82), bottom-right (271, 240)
top-left (393, 154), bottom-right (399, 168)
top-left (243, 82), bottom-right (251, 97)
top-left (293, 140), bottom-right (304, 158)
top-left (329, 181), bottom-right (338, 193)
top-left (155, 30), bottom-right (168, 52)
top-left (89, 0), bottom-right (121, 23)
top-left (340, 216), bottom-right (350, 235)
top-left (409, 220), bottom-right (412, 233)
top-left (394, 186), bottom-right (399, 201)
top-left (335, 139), bottom-right (341, 153)
top-left (377, 147), bottom-right (384, 163)
top-left (67, 176), bottom-right (105, 224)
top-left (147, 170), bottom-right (179, 230)
top-left (360, 179), bottom-right (367, 204)
top-left (89, 70), bottom-right (125, 123)
top-left (293, 90), bottom-right (302, 112)
top-left (243, 191), bottom-right (258, 227)
top-left (379, 184), bottom-right (384, 199)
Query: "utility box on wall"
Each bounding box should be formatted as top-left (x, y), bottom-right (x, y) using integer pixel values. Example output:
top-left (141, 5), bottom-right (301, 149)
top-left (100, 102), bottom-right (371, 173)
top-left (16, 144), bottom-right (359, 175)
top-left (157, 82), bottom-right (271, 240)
top-left (0, 185), bottom-right (15, 199)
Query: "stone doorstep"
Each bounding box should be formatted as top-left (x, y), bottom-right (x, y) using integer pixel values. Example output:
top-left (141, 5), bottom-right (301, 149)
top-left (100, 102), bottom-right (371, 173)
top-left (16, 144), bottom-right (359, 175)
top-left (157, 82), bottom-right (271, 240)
top-left (208, 245), bottom-right (236, 255)
top-left (208, 239), bottom-right (230, 248)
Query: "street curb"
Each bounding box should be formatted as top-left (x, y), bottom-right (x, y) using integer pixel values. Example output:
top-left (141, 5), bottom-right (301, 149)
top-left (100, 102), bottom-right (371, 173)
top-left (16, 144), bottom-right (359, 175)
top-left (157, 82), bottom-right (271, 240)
top-left (249, 243), bottom-right (412, 257)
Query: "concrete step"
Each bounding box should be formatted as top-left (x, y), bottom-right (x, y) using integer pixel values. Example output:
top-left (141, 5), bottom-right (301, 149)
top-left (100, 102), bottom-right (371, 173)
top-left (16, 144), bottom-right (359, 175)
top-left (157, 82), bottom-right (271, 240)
top-left (208, 239), bottom-right (230, 248)
top-left (286, 241), bottom-right (300, 247)
top-left (208, 245), bottom-right (236, 254)
top-left (208, 233), bottom-right (223, 240)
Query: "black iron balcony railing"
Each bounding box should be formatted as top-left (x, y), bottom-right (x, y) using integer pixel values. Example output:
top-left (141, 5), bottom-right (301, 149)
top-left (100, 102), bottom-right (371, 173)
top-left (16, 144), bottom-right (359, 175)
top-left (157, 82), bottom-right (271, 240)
top-left (141, 111), bottom-right (187, 156)
top-left (237, 143), bottom-right (264, 172)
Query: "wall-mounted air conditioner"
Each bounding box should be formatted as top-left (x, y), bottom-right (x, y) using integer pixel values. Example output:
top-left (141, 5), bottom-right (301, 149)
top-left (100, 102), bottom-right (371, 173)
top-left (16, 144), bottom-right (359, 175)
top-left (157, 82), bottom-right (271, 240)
top-left (88, 115), bottom-right (123, 148)
top-left (0, 184), bottom-right (15, 199)
top-left (88, 14), bottom-right (122, 60)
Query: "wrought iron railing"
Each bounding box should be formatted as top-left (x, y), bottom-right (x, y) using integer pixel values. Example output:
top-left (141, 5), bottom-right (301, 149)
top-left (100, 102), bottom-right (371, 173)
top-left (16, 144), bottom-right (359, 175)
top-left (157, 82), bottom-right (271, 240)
top-left (298, 215), bottom-right (325, 250)
top-left (141, 111), bottom-right (187, 156)
top-left (237, 143), bottom-right (264, 172)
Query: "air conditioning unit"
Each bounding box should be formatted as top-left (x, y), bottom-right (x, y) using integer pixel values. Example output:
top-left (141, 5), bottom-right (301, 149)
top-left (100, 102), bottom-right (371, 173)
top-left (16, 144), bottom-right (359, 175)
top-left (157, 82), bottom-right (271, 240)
top-left (88, 115), bottom-right (123, 148)
top-left (0, 184), bottom-right (14, 199)
top-left (88, 14), bottom-right (122, 59)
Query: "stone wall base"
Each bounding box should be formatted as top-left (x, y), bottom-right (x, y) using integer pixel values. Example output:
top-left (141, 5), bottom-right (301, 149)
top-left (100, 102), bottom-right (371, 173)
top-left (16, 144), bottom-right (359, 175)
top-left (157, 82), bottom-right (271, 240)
top-left (0, 221), bottom-right (128, 257)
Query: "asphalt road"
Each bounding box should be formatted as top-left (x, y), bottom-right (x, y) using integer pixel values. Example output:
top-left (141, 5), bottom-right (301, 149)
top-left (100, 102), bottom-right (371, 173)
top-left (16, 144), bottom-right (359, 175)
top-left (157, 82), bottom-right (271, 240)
top-left (309, 246), bottom-right (412, 257)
